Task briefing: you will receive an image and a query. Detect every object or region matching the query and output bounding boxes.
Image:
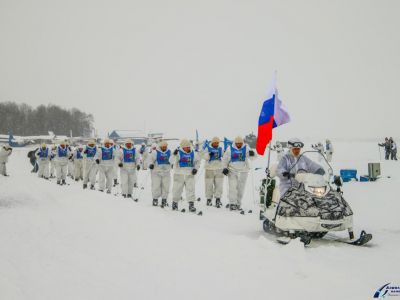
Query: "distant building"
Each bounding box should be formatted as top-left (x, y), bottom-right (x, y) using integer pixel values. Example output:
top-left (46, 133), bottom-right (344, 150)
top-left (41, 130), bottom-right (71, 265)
top-left (108, 130), bottom-right (163, 145)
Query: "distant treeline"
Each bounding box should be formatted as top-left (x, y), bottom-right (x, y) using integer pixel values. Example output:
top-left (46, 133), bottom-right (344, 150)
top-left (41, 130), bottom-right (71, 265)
top-left (0, 102), bottom-right (94, 137)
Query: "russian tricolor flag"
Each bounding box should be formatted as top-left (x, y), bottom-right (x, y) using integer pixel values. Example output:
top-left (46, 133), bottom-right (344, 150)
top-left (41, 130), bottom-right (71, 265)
top-left (256, 75), bottom-right (290, 155)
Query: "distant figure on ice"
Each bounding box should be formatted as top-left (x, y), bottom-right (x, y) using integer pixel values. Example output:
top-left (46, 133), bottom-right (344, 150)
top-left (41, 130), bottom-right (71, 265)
top-left (49, 145), bottom-right (56, 178)
top-left (277, 138), bottom-right (325, 197)
top-left (110, 139), bottom-right (119, 187)
top-left (116, 139), bottom-right (141, 199)
top-left (95, 138), bottom-right (116, 193)
top-left (148, 140), bottom-right (172, 207)
top-left (378, 137), bottom-right (391, 160)
top-left (171, 139), bottom-right (201, 212)
top-left (72, 145), bottom-right (84, 181)
top-left (55, 141), bottom-right (72, 185)
top-left (82, 140), bottom-right (98, 190)
top-left (35, 143), bottom-right (51, 179)
top-left (272, 141), bottom-right (284, 162)
top-left (222, 136), bottom-right (257, 211)
top-left (312, 142), bottom-right (325, 162)
top-left (389, 137), bottom-right (397, 160)
top-left (325, 139), bottom-right (334, 162)
top-left (139, 143), bottom-right (148, 170)
top-left (27, 147), bottom-right (39, 173)
top-left (0, 145), bottom-right (12, 176)
top-left (202, 137), bottom-right (224, 208)
top-left (66, 142), bottom-right (74, 179)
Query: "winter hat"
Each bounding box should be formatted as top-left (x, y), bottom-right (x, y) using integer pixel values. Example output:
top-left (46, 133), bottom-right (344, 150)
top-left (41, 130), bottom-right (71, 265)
top-left (125, 139), bottom-right (134, 145)
top-left (234, 136), bottom-right (244, 144)
top-left (211, 137), bottom-right (220, 144)
top-left (159, 140), bottom-right (168, 148)
top-left (103, 138), bottom-right (111, 144)
top-left (41, 143), bottom-right (47, 148)
top-left (88, 139), bottom-right (96, 145)
top-left (180, 139), bottom-right (191, 148)
top-left (60, 140), bottom-right (67, 146)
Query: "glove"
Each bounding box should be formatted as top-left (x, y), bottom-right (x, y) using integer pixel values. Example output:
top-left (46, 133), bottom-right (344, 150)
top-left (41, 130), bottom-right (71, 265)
top-left (222, 168), bottom-right (229, 176)
top-left (249, 150), bottom-right (255, 157)
top-left (95, 159), bottom-right (100, 164)
top-left (173, 149), bottom-right (179, 155)
top-left (282, 172), bottom-right (294, 178)
top-left (137, 165), bottom-right (140, 171)
top-left (118, 163), bottom-right (123, 168)
top-left (68, 155), bottom-right (73, 160)
top-left (84, 149), bottom-right (88, 154)
top-left (209, 151), bottom-right (215, 158)
top-left (192, 168), bottom-right (198, 175)
top-left (149, 164), bottom-right (154, 170)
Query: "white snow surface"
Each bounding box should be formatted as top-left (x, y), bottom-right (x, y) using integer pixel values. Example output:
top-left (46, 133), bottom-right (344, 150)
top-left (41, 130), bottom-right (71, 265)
top-left (0, 141), bottom-right (399, 300)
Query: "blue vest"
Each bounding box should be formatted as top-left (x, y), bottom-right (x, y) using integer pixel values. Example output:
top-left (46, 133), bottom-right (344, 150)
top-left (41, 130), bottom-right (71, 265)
top-left (156, 149), bottom-right (171, 165)
top-left (58, 146), bottom-right (68, 157)
top-left (231, 146), bottom-right (246, 162)
top-left (76, 150), bottom-right (83, 159)
top-left (101, 147), bottom-right (113, 161)
top-left (122, 148), bottom-right (136, 163)
top-left (207, 146), bottom-right (222, 162)
top-left (178, 150), bottom-right (194, 168)
top-left (39, 148), bottom-right (48, 158)
top-left (86, 146), bottom-right (97, 158)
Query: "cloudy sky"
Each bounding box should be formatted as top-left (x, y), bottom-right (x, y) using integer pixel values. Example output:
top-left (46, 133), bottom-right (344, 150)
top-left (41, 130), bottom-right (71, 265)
top-left (0, 0), bottom-right (399, 141)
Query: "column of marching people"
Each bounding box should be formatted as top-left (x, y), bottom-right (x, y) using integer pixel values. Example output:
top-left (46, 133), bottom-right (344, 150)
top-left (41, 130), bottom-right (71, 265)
top-left (30, 136), bottom-right (257, 212)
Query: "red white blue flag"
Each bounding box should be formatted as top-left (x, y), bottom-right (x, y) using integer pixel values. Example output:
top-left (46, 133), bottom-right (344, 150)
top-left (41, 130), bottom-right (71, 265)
top-left (256, 74), bottom-right (290, 155)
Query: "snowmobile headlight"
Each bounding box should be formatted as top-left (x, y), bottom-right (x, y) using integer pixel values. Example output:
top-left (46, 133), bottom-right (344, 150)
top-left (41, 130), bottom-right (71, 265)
top-left (310, 186), bottom-right (327, 197)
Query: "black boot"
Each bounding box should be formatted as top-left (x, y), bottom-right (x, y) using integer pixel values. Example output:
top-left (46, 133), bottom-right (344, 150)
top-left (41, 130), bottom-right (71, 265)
top-left (172, 201), bottom-right (178, 211)
top-left (153, 199), bottom-right (158, 206)
top-left (83, 184), bottom-right (87, 189)
top-left (106, 189), bottom-right (111, 194)
top-left (90, 185), bottom-right (95, 190)
top-left (75, 178), bottom-right (79, 182)
top-left (189, 202), bottom-right (196, 212)
top-left (61, 179), bottom-right (66, 185)
top-left (259, 210), bottom-right (265, 220)
top-left (114, 179), bottom-right (118, 186)
top-left (229, 204), bottom-right (237, 211)
top-left (127, 194), bottom-right (132, 198)
top-left (216, 198), bottom-right (222, 208)
top-left (161, 199), bottom-right (167, 208)
top-left (122, 194), bottom-right (127, 198)
top-left (57, 180), bottom-right (61, 185)
top-left (206, 199), bottom-right (212, 206)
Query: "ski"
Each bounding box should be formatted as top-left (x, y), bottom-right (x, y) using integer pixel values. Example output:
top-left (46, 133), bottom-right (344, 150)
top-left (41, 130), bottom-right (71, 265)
top-left (327, 230), bottom-right (373, 246)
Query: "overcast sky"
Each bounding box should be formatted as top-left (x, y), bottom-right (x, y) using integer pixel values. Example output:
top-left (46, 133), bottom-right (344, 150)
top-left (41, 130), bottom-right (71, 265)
top-left (0, 0), bottom-right (399, 141)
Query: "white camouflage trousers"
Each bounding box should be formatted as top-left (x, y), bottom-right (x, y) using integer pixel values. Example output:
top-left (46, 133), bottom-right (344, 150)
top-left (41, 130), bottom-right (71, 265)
top-left (151, 171), bottom-right (171, 199)
top-left (56, 162), bottom-right (68, 181)
top-left (228, 171), bottom-right (248, 207)
top-left (83, 161), bottom-right (98, 186)
top-left (38, 160), bottom-right (50, 178)
top-left (172, 174), bottom-right (195, 203)
top-left (98, 165), bottom-right (114, 191)
top-left (205, 169), bottom-right (224, 199)
top-left (120, 168), bottom-right (137, 195)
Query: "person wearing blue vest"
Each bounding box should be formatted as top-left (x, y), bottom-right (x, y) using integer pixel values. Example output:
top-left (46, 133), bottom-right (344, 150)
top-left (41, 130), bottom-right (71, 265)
top-left (202, 136), bottom-right (224, 208)
top-left (72, 145), bottom-right (84, 181)
top-left (35, 143), bottom-right (51, 179)
top-left (83, 139), bottom-right (98, 189)
top-left (95, 138), bottom-right (116, 193)
top-left (171, 138), bottom-right (201, 212)
top-left (116, 139), bottom-right (141, 198)
top-left (54, 140), bottom-right (72, 185)
top-left (148, 140), bottom-right (172, 207)
top-left (222, 136), bottom-right (257, 211)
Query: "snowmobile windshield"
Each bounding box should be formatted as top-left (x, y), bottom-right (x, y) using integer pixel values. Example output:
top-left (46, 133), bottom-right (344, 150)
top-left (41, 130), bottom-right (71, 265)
top-left (289, 150), bottom-right (333, 184)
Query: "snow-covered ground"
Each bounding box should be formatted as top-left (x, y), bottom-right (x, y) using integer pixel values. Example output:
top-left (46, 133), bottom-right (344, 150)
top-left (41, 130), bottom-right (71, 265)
top-left (1, 141), bottom-right (399, 300)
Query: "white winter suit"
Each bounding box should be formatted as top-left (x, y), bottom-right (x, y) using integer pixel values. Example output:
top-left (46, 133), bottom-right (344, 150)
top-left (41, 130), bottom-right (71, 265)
top-left (0, 146), bottom-right (12, 176)
top-left (202, 146), bottom-right (224, 200)
top-left (83, 145), bottom-right (98, 187)
top-left (116, 146), bottom-right (141, 196)
top-left (171, 148), bottom-right (200, 203)
top-left (73, 149), bottom-right (84, 180)
top-left (277, 152), bottom-right (325, 197)
top-left (95, 145), bottom-right (116, 192)
top-left (55, 146), bottom-right (71, 181)
top-left (222, 144), bottom-right (256, 207)
top-left (35, 147), bottom-right (51, 178)
top-left (149, 148), bottom-right (172, 199)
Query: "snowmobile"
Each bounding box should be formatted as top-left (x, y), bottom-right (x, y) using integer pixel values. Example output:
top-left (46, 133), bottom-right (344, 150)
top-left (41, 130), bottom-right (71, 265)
top-left (259, 151), bottom-right (372, 246)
